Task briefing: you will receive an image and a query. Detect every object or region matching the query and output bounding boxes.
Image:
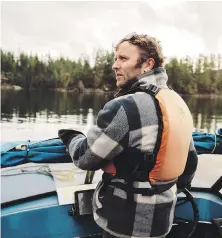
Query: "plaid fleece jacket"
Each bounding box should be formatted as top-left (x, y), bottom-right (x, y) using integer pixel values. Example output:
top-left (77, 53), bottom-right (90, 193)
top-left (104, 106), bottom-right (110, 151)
top-left (59, 67), bottom-right (198, 238)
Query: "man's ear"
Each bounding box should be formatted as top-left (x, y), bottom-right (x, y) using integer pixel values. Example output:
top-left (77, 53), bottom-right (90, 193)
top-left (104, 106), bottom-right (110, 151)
top-left (148, 58), bottom-right (155, 70)
top-left (142, 58), bottom-right (155, 72)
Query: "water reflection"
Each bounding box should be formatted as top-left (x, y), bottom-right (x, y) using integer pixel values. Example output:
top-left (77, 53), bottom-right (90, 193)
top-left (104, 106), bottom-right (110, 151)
top-left (1, 90), bottom-right (113, 125)
top-left (1, 90), bottom-right (222, 133)
top-left (183, 95), bottom-right (222, 132)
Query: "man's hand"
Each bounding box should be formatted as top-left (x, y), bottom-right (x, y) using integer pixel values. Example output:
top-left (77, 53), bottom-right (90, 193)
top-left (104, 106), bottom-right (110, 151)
top-left (58, 129), bottom-right (84, 146)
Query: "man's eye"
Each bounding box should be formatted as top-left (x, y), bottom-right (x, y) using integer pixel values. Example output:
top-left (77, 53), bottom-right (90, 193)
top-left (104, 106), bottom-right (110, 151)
top-left (120, 56), bottom-right (127, 61)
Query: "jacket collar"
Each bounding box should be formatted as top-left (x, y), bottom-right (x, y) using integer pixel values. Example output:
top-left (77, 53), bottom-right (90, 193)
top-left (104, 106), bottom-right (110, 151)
top-left (114, 67), bottom-right (168, 98)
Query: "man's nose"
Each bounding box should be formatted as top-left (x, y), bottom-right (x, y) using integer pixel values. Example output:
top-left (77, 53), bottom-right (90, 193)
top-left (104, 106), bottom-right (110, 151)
top-left (112, 61), bottom-right (120, 70)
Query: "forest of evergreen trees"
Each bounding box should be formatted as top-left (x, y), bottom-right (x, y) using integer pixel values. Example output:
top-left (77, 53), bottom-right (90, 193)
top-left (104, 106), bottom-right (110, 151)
top-left (1, 49), bottom-right (222, 94)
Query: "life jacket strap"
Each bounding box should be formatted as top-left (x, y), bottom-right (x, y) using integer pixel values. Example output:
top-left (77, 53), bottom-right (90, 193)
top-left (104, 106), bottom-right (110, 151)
top-left (102, 173), bottom-right (176, 196)
top-left (130, 152), bottom-right (155, 181)
top-left (108, 180), bottom-right (176, 196)
top-left (145, 84), bottom-right (161, 96)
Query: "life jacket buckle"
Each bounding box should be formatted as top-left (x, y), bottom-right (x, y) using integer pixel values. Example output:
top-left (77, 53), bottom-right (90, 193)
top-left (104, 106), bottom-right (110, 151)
top-left (147, 84), bottom-right (160, 94)
top-left (141, 187), bottom-right (156, 196)
top-left (144, 153), bottom-right (154, 162)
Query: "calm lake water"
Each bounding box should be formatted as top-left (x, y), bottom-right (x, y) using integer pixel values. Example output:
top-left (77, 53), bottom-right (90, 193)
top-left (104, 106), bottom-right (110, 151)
top-left (1, 89), bottom-right (222, 188)
top-left (1, 89), bottom-right (222, 142)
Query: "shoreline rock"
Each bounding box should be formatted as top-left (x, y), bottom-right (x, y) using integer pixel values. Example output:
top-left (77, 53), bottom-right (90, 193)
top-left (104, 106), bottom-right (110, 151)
top-left (1, 84), bottom-right (221, 97)
top-left (1, 84), bottom-right (23, 90)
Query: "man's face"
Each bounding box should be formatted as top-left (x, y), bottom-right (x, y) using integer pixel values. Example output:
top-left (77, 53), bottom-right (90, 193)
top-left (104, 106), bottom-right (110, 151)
top-left (112, 41), bottom-right (143, 88)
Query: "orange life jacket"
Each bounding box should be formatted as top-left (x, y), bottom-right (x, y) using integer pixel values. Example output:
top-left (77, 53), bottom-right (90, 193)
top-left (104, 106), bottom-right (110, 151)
top-left (102, 85), bottom-right (193, 184)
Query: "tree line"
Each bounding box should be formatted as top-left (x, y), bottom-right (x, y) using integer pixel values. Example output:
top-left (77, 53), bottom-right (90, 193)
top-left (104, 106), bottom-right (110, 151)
top-left (1, 49), bottom-right (222, 94)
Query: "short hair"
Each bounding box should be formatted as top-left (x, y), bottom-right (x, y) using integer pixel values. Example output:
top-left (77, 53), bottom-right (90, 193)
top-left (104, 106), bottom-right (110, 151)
top-left (115, 32), bottom-right (164, 69)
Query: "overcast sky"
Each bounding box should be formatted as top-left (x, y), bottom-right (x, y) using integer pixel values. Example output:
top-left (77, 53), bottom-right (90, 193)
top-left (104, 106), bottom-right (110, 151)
top-left (1, 1), bottom-right (222, 63)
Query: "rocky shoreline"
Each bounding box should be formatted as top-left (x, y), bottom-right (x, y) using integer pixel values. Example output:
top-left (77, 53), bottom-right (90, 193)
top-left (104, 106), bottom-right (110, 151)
top-left (0, 83), bottom-right (114, 93)
top-left (1, 84), bottom-right (23, 90)
top-left (1, 84), bottom-right (221, 97)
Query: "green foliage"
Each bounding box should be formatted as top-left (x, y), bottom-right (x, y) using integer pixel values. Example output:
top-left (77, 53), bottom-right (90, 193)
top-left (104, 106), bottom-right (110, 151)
top-left (1, 49), bottom-right (221, 94)
top-left (93, 50), bottom-right (115, 90)
top-left (166, 54), bottom-right (222, 94)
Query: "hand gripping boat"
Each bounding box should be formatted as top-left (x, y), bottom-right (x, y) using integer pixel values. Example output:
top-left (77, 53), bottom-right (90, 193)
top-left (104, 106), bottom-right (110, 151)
top-left (1, 131), bottom-right (222, 238)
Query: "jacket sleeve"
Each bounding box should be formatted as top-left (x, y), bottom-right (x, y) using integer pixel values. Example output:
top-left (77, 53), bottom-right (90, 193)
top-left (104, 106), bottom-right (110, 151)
top-left (177, 138), bottom-right (198, 190)
top-left (59, 99), bottom-right (129, 171)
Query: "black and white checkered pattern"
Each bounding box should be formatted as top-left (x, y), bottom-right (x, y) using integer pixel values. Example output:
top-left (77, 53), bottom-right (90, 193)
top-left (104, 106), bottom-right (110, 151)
top-left (61, 67), bottom-right (197, 238)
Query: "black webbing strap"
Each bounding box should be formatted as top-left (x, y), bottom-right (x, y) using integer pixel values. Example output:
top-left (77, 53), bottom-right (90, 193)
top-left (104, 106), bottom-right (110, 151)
top-left (131, 152), bottom-right (155, 181)
top-left (144, 84), bottom-right (161, 96)
top-left (108, 180), bottom-right (176, 196)
top-left (131, 85), bottom-right (163, 180)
